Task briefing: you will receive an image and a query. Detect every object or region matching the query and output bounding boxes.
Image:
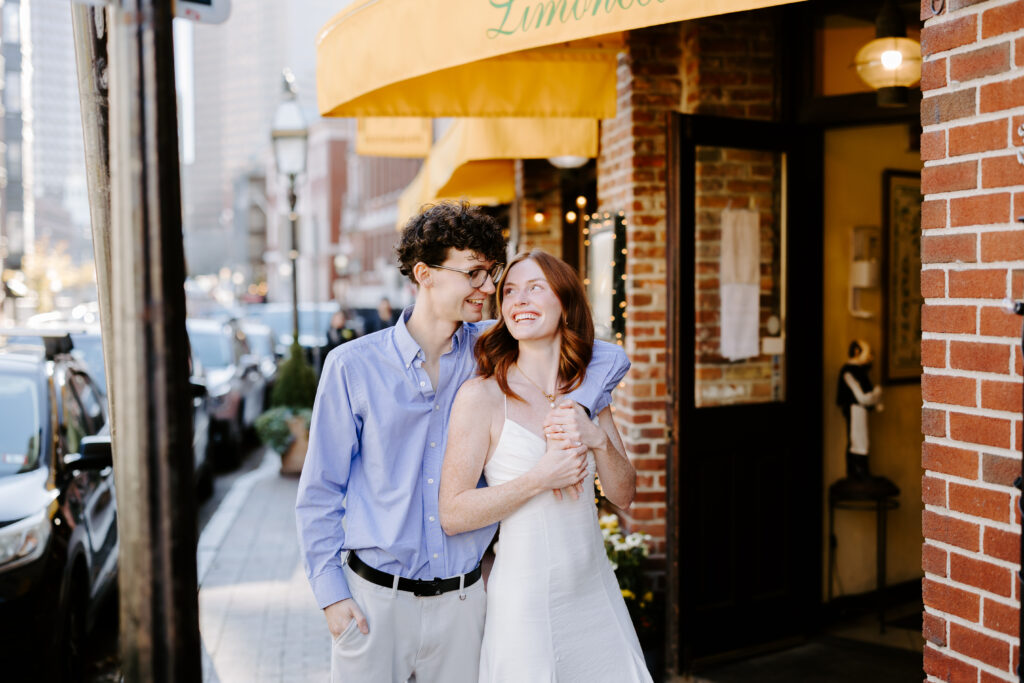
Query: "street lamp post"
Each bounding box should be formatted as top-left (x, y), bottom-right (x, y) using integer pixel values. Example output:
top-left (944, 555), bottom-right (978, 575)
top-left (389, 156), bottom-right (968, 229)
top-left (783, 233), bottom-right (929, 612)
top-left (271, 69), bottom-right (308, 345)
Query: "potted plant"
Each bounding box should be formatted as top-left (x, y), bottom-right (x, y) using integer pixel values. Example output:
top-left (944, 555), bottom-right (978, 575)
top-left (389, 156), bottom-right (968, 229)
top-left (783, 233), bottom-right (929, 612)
top-left (600, 513), bottom-right (662, 673)
top-left (255, 342), bottom-right (317, 476)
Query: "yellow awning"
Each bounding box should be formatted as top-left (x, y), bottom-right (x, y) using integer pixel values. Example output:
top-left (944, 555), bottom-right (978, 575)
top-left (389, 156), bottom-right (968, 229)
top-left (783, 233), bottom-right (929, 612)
top-left (396, 117), bottom-right (598, 228)
top-left (355, 117), bottom-right (433, 157)
top-left (318, 0), bottom-right (804, 118)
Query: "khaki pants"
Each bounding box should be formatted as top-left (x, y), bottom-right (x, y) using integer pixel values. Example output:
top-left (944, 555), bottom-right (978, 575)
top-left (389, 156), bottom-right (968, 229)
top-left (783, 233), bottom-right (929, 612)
top-left (331, 561), bottom-right (486, 683)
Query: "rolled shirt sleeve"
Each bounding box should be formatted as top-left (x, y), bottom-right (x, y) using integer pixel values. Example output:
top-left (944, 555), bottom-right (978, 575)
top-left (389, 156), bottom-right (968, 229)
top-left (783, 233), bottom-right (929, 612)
top-left (295, 352), bottom-right (362, 608)
top-left (567, 340), bottom-right (630, 416)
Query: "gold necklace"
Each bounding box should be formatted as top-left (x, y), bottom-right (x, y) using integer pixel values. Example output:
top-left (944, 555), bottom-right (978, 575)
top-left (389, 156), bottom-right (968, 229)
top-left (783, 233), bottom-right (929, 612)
top-left (516, 364), bottom-right (558, 407)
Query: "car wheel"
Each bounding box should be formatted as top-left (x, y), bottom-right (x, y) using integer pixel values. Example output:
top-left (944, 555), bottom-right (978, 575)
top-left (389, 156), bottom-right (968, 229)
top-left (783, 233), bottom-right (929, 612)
top-left (209, 419), bottom-right (240, 471)
top-left (61, 576), bottom-right (88, 683)
top-left (196, 463), bottom-right (214, 501)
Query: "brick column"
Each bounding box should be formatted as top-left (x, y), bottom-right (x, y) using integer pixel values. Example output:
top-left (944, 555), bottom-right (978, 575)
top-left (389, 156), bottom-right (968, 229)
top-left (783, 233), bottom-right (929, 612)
top-left (598, 23), bottom-right (682, 555)
top-left (919, 2), bottom-right (1024, 681)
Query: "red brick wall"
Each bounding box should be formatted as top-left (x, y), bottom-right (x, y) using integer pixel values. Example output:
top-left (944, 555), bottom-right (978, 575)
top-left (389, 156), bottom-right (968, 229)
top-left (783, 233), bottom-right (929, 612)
top-left (919, 2), bottom-right (1024, 681)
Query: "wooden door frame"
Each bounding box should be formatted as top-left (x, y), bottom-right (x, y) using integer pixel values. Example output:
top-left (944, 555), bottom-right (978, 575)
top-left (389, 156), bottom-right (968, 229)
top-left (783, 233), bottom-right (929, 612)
top-left (665, 112), bottom-right (825, 675)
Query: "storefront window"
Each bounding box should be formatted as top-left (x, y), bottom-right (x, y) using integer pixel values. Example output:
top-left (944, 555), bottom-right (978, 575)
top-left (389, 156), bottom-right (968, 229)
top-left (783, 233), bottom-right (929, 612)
top-left (694, 146), bottom-right (786, 407)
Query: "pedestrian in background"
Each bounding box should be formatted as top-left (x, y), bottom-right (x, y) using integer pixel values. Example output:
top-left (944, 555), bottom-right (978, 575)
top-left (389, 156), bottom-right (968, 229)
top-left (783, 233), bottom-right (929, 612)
top-left (366, 297), bottom-right (399, 334)
top-left (323, 309), bottom-right (358, 357)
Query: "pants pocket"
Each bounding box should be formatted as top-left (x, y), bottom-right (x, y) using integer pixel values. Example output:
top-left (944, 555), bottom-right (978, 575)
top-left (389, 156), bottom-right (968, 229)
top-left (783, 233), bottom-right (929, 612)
top-left (332, 617), bottom-right (361, 647)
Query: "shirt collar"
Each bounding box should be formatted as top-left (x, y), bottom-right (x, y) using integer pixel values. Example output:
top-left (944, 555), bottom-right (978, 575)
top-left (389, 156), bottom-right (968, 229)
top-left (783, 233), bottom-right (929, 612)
top-left (393, 305), bottom-right (470, 365)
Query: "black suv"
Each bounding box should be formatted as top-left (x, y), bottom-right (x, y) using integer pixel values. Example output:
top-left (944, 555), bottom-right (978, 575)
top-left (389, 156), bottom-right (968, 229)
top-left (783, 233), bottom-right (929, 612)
top-left (0, 332), bottom-right (116, 681)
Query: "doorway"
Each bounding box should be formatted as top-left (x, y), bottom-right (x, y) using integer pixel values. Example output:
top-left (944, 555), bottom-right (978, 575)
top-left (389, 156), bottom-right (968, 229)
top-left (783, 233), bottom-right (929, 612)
top-left (668, 113), bottom-right (824, 667)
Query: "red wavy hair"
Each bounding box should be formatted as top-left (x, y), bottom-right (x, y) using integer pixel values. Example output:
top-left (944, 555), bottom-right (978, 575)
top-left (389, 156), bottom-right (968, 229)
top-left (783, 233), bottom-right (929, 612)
top-left (475, 250), bottom-right (594, 402)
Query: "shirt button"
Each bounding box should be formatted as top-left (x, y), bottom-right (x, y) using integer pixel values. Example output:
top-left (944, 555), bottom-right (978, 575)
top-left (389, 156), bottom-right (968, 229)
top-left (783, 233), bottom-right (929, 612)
top-left (434, 405), bottom-right (439, 411)
top-left (406, 363), bottom-right (410, 368)
top-left (429, 516), bottom-right (435, 522)
top-left (433, 553), bottom-right (438, 559)
top-left (430, 442), bottom-right (436, 448)
top-left (420, 381), bottom-right (426, 387)
top-left (427, 478), bottom-right (434, 484)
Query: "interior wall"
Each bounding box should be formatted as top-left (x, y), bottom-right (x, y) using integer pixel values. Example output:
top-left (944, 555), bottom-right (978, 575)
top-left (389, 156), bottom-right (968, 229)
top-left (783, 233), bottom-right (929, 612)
top-left (822, 123), bottom-right (923, 598)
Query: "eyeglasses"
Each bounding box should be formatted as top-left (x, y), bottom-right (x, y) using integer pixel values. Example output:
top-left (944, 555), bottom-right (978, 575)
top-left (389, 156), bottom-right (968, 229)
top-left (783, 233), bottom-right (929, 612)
top-left (428, 263), bottom-right (505, 288)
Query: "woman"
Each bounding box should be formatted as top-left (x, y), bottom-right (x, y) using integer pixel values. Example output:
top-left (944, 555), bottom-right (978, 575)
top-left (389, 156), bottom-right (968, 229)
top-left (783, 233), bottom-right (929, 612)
top-left (439, 250), bottom-right (652, 682)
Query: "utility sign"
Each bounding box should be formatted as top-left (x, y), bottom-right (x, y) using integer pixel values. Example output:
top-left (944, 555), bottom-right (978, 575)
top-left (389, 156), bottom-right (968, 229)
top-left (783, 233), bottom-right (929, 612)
top-left (175, 0), bottom-right (230, 24)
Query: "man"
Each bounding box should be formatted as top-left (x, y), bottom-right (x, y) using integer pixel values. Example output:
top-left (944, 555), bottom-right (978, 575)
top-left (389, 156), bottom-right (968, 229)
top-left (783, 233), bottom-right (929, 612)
top-left (296, 202), bottom-right (629, 682)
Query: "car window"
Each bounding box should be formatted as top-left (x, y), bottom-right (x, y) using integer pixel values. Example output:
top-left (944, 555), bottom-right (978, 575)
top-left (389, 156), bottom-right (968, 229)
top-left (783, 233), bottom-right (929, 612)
top-left (0, 375), bottom-right (43, 477)
top-left (70, 372), bottom-right (105, 434)
top-left (70, 333), bottom-right (107, 395)
top-left (61, 380), bottom-right (88, 456)
top-left (189, 330), bottom-right (232, 369)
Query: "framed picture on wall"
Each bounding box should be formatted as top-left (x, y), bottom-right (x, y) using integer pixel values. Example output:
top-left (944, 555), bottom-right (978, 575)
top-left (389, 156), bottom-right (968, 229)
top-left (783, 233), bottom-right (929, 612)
top-left (882, 170), bottom-right (923, 383)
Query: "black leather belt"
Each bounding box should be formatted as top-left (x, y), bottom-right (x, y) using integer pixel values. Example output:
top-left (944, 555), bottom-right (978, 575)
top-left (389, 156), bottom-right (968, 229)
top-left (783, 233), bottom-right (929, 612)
top-left (347, 552), bottom-right (482, 597)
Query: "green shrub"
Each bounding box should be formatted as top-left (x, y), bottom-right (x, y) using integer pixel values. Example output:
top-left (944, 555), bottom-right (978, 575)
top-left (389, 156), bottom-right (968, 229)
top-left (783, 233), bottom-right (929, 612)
top-left (270, 342), bottom-right (317, 409)
top-left (254, 406), bottom-right (312, 455)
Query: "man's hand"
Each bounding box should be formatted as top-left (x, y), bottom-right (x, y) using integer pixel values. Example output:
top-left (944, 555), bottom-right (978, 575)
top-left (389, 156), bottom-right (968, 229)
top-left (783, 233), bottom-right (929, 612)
top-left (324, 598), bottom-right (368, 638)
top-left (542, 401), bottom-right (602, 500)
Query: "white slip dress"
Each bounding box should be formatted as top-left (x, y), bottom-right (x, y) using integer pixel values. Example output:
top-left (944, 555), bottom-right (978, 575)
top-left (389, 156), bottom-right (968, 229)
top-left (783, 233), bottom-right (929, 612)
top-left (478, 397), bottom-right (653, 683)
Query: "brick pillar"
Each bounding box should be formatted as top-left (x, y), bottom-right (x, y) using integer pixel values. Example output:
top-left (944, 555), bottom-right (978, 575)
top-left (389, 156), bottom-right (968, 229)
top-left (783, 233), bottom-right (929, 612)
top-left (919, 2), bottom-right (1024, 681)
top-left (598, 23), bottom-right (682, 555)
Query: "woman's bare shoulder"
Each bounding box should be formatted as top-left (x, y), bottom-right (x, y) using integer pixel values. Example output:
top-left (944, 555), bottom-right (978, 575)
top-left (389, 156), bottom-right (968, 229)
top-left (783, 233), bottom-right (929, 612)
top-left (454, 375), bottom-right (502, 406)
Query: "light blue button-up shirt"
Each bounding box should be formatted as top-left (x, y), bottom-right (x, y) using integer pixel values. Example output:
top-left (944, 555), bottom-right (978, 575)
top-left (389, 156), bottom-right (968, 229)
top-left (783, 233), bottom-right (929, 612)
top-left (296, 308), bottom-right (630, 609)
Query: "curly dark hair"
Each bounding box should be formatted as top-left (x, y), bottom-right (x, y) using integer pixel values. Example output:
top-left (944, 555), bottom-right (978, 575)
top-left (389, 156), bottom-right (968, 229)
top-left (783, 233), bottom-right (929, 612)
top-left (396, 201), bottom-right (507, 285)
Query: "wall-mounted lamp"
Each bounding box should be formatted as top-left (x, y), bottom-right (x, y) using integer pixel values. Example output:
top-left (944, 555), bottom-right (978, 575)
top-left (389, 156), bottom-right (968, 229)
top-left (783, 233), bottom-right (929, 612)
top-left (854, 0), bottom-right (921, 107)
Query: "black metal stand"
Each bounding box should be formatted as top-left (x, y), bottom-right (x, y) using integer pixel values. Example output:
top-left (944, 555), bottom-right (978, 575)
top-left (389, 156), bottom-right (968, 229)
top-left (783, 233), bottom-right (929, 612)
top-left (828, 482), bottom-right (900, 633)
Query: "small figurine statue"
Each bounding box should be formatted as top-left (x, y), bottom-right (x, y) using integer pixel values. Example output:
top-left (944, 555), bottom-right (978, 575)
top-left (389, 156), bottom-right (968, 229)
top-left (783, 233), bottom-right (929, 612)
top-left (834, 340), bottom-right (899, 498)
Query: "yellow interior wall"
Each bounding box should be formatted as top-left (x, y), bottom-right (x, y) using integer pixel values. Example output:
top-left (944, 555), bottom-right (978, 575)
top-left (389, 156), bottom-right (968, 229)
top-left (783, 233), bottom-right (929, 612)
top-left (822, 124), bottom-right (923, 599)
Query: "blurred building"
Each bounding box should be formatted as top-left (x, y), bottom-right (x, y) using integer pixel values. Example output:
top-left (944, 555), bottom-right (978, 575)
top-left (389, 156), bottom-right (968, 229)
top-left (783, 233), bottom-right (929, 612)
top-left (1, 0), bottom-right (91, 266)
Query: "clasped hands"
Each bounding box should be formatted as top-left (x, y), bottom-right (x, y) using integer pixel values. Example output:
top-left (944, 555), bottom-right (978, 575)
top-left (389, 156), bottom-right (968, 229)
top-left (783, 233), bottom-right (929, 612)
top-left (536, 400), bottom-right (603, 501)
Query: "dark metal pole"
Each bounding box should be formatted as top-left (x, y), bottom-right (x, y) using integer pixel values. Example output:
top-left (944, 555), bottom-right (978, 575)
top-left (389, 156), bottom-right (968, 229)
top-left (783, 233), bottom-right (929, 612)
top-left (106, 0), bottom-right (200, 680)
top-left (1003, 213), bottom-right (1024, 681)
top-left (288, 174), bottom-right (299, 344)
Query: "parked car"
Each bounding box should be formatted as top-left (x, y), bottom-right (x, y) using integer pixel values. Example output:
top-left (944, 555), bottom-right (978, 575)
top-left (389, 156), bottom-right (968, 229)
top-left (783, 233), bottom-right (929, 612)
top-left (185, 317), bottom-right (266, 468)
top-left (243, 302), bottom-right (348, 373)
top-left (0, 331), bottom-right (116, 681)
top-left (239, 320), bottom-right (280, 405)
top-left (16, 322), bottom-right (213, 500)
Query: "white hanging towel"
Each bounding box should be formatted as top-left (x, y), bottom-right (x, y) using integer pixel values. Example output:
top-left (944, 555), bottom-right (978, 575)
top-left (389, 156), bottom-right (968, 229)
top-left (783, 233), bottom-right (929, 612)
top-left (719, 208), bottom-right (760, 361)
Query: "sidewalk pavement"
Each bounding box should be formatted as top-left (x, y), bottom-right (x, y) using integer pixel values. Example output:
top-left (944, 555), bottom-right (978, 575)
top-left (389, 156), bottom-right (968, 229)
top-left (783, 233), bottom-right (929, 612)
top-left (197, 449), bottom-right (330, 682)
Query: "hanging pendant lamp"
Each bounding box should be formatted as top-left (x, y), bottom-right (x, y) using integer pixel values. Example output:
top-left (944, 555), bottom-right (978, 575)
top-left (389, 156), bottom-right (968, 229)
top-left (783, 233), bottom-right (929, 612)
top-left (854, 0), bottom-right (921, 107)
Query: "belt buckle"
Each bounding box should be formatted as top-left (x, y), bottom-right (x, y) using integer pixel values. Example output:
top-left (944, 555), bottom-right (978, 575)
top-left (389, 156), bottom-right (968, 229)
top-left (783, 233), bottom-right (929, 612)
top-left (413, 577), bottom-right (443, 597)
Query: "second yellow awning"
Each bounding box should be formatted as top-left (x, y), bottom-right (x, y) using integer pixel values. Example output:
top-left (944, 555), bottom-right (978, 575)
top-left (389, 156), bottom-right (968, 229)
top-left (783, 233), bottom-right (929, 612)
top-left (396, 117), bottom-right (599, 228)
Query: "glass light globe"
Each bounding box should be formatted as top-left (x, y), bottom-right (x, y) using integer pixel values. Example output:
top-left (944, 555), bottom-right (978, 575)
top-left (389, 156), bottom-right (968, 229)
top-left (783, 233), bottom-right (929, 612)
top-left (880, 50), bottom-right (903, 70)
top-left (854, 37), bottom-right (921, 89)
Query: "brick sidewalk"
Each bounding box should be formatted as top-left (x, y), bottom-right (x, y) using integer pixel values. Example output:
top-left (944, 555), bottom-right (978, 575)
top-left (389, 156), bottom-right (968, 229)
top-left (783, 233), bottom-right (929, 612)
top-left (198, 451), bottom-right (330, 682)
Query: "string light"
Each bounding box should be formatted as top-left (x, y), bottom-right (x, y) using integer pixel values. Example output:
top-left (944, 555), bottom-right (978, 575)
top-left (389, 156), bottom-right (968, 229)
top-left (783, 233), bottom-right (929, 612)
top-left (587, 211), bottom-right (627, 342)
top-left (565, 210), bottom-right (577, 223)
top-left (533, 211), bottom-right (545, 224)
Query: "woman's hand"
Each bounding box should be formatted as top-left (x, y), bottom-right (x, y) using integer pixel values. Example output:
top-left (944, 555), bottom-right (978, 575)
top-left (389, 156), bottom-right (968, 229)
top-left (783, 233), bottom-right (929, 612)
top-left (530, 435), bottom-right (589, 501)
top-left (543, 400), bottom-right (605, 451)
